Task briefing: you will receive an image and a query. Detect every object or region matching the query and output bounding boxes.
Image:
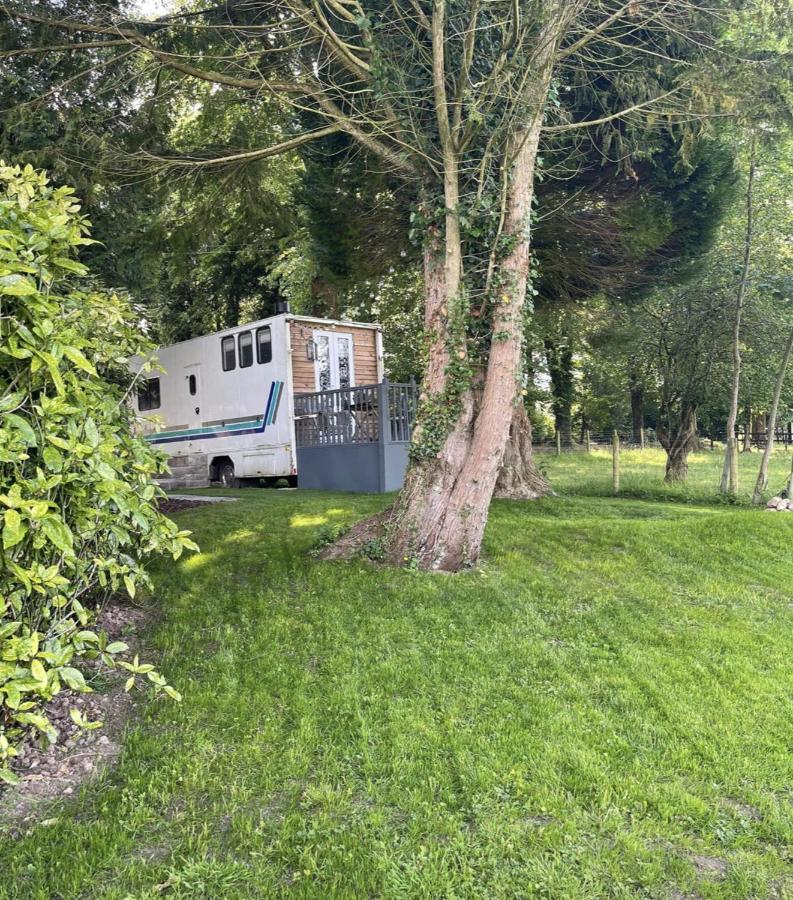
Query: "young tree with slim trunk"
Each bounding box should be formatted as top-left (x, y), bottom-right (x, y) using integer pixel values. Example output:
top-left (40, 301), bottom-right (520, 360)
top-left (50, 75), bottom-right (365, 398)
top-left (720, 132), bottom-right (757, 495)
top-left (752, 323), bottom-right (793, 504)
top-left (3, 0), bottom-right (736, 568)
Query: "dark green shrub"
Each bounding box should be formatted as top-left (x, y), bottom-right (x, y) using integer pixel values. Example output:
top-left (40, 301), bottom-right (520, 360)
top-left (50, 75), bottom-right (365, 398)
top-left (0, 163), bottom-right (196, 783)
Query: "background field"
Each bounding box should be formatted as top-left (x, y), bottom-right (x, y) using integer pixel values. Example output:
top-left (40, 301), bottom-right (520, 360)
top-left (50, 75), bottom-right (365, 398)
top-left (540, 446), bottom-right (793, 506)
top-left (2, 454), bottom-right (793, 898)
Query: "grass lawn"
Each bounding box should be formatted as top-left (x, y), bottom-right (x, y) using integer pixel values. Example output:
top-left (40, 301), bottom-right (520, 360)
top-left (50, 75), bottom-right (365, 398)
top-left (2, 451), bottom-right (793, 898)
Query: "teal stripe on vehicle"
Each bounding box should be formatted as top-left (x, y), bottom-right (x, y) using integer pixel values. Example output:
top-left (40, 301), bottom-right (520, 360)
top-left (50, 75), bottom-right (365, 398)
top-left (144, 418), bottom-right (260, 442)
top-left (266, 381), bottom-right (283, 426)
top-left (143, 380), bottom-right (283, 443)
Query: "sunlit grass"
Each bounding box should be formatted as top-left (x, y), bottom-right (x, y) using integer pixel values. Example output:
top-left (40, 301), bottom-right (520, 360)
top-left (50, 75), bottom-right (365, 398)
top-left (2, 473), bottom-right (792, 899)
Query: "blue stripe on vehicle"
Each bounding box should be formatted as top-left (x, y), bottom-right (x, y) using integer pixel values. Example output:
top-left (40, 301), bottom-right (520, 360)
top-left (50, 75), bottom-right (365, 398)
top-left (262, 380), bottom-right (277, 427)
top-left (146, 381), bottom-right (283, 445)
top-left (266, 380), bottom-right (282, 426)
top-left (270, 380), bottom-right (284, 425)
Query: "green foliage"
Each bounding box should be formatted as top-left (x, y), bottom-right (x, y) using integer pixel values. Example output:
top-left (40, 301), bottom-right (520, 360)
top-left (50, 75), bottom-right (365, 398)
top-left (0, 163), bottom-right (196, 783)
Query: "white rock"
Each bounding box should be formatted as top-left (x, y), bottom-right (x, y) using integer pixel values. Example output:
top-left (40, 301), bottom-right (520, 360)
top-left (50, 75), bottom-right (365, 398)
top-left (768, 496), bottom-right (781, 508)
top-left (777, 499), bottom-right (789, 510)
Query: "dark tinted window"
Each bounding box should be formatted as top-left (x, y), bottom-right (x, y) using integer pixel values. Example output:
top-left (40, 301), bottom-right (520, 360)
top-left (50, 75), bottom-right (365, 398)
top-left (188, 374), bottom-right (197, 395)
top-left (239, 331), bottom-right (253, 368)
top-left (256, 326), bottom-right (272, 364)
top-left (138, 377), bottom-right (161, 411)
top-left (221, 335), bottom-right (236, 371)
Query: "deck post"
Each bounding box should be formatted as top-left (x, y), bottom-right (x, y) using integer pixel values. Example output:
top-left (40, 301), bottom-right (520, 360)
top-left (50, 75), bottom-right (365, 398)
top-left (377, 378), bottom-right (390, 492)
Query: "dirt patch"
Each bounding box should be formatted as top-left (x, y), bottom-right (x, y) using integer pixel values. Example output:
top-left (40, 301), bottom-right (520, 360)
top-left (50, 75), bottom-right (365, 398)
top-left (0, 601), bottom-right (149, 831)
top-left (721, 797), bottom-right (762, 821)
top-left (688, 854), bottom-right (729, 880)
top-left (158, 497), bottom-right (211, 515)
top-left (524, 814), bottom-right (555, 827)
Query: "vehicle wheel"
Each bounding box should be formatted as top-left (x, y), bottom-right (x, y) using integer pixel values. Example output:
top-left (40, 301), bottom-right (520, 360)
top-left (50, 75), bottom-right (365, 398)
top-left (219, 462), bottom-right (238, 488)
top-left (286, 475), bottom-right (298, 488)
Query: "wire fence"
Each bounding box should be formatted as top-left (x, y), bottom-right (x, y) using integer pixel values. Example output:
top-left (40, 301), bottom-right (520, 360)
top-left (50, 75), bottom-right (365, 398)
top-left (534, 427), bottom-right (793, 454)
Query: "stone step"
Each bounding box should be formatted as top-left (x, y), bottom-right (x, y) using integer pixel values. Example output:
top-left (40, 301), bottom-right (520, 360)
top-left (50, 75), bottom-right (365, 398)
top-left (158, 478), bottom-right (211, 491)
top-left (160, 465), bottom-right (207, 478)
top-left (157, 472), bottom-right (211, 489)
top-left (168, 454), bottom-right (208, 469)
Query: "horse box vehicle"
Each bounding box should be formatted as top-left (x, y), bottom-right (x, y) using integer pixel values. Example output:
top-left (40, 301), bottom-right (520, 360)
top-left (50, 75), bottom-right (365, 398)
top-left (132, 309), bottom-right (384, 488)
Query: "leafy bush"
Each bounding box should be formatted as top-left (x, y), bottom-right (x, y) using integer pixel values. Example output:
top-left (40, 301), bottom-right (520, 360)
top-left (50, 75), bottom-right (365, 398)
top-left (0, 163), bottom-right (196, 784)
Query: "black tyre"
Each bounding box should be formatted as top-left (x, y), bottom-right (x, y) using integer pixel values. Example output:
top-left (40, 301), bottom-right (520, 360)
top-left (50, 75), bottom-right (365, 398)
top-left (219, 462), bottom-right (238, 488)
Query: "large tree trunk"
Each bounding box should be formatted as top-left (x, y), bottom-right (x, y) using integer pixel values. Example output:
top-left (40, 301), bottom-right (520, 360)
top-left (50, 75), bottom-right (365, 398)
top-left (494, 403), bottom-right (552, 500)
top-left (752, 327), bottom-right (793, 504)
top-left (322, 5), bottom-right (569, 570)
top-left (720, 132), bottom-right (757, 494)
top-left (660, 402), bottom-right (698, 483)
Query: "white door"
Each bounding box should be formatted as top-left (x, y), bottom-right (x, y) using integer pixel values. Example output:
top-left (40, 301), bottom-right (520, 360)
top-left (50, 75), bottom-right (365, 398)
top-left (183, 363), bottom-right (202, 429)
top-left (314, 331), bottom-right (355, 391)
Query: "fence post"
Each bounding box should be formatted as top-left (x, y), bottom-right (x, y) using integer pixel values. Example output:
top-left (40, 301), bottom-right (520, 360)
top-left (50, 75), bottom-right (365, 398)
top-left (556, 429), bottom-right (561, 457)
top-left (612, 430), bottom-right (620, 495)
top-left (639, 426), bottom-right (645, 451)
top-left (585, 429), bottom-right (591, 454)
top-left (788, 454), bottom-right (793, 498)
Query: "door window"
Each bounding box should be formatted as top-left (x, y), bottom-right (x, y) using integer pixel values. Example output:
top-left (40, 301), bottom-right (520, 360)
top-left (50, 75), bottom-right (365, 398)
top-left (313, 331), bottom-right (355, 391)
top-left (336, 335), bottom-right (351, 388)
top-left (316, 334), bottom-right (331, 391)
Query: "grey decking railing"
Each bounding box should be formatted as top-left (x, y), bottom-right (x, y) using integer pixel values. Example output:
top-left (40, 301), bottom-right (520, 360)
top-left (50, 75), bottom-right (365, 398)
top-left (294, 379), bottom-right (418, 448)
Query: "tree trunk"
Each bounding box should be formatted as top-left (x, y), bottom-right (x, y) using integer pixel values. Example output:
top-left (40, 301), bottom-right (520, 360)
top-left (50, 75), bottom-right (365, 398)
top-left (752, 326), bottom-right (793, 504)
top-left (742, 403), bottom-right (752, 452)
top-left (663, 402), bottom-right (698, 483)
top-left (322, 6), bottom-right (568, 570)
top-left (630, 380), bottom-right (644, 444)
top-left (547, 342), bottom-right (575, 447)
top-left (720, 131), bottom-right (757, 494)
top-left (494, 403), bottom-right (552, 500)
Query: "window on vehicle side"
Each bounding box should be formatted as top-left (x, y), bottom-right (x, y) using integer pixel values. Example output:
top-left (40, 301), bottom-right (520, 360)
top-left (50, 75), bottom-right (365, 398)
top-left (188, 374), bottom-right (197, 395)
top-left (256, 326), bottom-right (272, 364)
top-left (239, 331), bottom-right (253, 368)
top-left (221, 335), bottom-right (236, 371)
top-left (138, 377), bottom-right (161, 411)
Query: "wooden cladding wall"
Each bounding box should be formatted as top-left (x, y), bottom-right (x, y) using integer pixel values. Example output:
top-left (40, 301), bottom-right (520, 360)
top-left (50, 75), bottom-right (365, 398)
top-left (289, 321), bottom-right (380, 393)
